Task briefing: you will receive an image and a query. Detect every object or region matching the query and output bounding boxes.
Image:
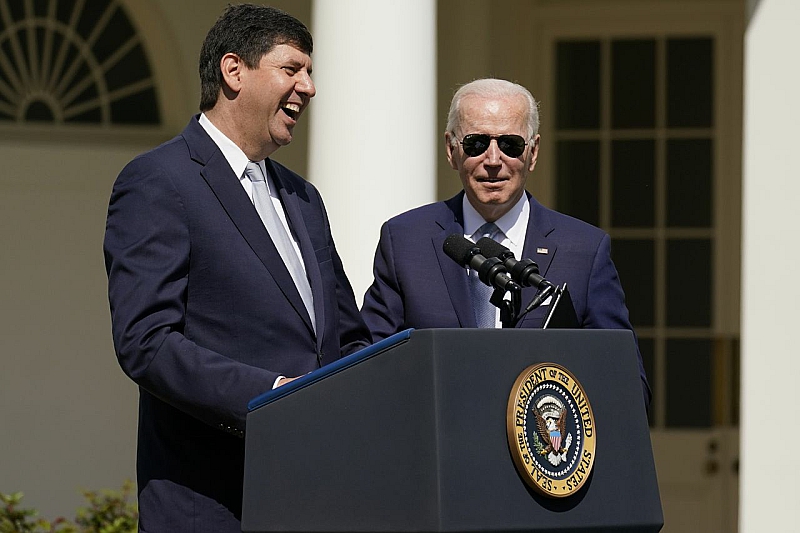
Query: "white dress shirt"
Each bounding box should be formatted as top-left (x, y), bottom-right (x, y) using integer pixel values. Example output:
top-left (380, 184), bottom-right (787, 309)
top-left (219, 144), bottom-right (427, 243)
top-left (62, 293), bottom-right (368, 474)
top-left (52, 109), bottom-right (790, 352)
top-left (462, 193), bottom-right (530, 328)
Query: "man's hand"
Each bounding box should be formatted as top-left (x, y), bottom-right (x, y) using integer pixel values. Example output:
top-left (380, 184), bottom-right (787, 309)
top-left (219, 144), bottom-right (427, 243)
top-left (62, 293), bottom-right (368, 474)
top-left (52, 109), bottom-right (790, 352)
top-left (276, 376), bottom-right (301, 387)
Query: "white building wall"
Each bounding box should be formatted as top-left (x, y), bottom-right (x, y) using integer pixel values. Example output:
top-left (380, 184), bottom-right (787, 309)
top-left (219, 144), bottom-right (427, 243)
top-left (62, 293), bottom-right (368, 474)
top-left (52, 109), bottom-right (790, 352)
top-left (740, 0), bottom-right (800, 530)
top-left (0, 140), bottom-right (145, 517)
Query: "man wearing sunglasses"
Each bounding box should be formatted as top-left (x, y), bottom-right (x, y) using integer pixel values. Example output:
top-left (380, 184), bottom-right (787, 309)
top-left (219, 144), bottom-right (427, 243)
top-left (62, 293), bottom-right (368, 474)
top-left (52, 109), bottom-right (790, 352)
top-left (361, 78), bottom-right (650, 407)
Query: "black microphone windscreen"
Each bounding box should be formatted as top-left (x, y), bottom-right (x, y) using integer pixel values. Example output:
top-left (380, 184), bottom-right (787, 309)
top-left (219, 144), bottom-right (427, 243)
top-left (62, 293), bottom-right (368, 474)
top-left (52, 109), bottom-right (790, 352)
top-left (443, 234), bottom-right (476, 267)
top-left (476, 237), bottom-right (510, 259)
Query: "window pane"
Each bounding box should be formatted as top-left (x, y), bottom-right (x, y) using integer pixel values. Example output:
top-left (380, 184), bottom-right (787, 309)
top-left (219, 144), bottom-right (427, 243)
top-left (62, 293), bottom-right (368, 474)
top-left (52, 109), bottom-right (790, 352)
top-left (34, 0), bottom-right (49, 17)
top-left (556, 140), bottom-right (600, 226)
top-left (77, 0), bottom-right (109, 39)
top-left (24, 101), bottom-right (55, 121)
top-left (667, 37), bottom-right (714, 128)
top-left (92, 6), bottom-right (136, 65)
top-left (667, 139), bottom-right (713, 227)
top-left (612, 139), bottom-right (655, 227)
top-left (71, 84), bottom-right (100, 111)
top-left (612, 39), bottom-right (656, 128)
top-left (611, 239), bottom-right (655, 327)
top-left (35, 27), bottom-right (46, 72)
top-left (556, 41), bottom-right (601, 129)
top-left (19, 27), bottom-right (33, 75)
top-left (56, 1), bottom-right (74, 25)
top-left (665, 339), bottom-right (713, 428)
top-left (666, 239), bottom-right (712, 327)
top-left (8, 0), bottom-right (24, 22)
top-left (66, 108), bottom-right (103, 123)
top-left (110, 88), bottom-right (160, 125)
top-left (0, 89), bottom-right (11, 119)
top-left (105, 44), bottom-right (151, 92)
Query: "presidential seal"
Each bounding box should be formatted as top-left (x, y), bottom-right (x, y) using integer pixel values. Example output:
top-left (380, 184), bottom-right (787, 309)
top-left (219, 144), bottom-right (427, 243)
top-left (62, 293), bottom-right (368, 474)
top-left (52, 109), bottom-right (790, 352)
top-left (506, 363), bottom-right (596, 498)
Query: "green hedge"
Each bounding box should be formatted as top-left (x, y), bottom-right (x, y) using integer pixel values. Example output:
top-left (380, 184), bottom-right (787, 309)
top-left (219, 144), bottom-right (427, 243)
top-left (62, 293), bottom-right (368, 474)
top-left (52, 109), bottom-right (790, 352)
top-left (1, 481), bottom-right (137, 533)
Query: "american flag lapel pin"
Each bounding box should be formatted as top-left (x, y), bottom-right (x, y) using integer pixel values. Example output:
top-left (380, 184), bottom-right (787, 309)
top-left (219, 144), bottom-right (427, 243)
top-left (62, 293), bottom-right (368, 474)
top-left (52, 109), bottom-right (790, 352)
top-left (536, 247), bottom-right (549, 255)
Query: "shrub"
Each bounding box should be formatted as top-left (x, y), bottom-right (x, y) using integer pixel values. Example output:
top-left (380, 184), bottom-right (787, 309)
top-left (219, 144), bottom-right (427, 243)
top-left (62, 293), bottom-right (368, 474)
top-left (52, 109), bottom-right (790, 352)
top-left (0, 482), bottom-right (137, 533)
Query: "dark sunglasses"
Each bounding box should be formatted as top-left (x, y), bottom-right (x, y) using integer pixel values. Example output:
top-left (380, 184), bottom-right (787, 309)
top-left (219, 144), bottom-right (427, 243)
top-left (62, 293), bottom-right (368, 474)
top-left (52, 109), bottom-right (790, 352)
top-left (457, 133), bottom-right (528, 158)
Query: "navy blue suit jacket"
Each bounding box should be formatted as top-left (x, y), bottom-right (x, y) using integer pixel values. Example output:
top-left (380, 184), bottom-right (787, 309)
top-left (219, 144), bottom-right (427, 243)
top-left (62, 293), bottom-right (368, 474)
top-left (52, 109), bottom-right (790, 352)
top-left (104, 117), bottom-right (370, 532)
top-left (361, 192), bottom-right (650, 403)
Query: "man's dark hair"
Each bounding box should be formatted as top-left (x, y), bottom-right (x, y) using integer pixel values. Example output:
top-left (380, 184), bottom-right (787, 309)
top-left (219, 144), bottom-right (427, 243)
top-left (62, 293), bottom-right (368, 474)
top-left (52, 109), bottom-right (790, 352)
top-left (199, 3), bottom-right (313, 111)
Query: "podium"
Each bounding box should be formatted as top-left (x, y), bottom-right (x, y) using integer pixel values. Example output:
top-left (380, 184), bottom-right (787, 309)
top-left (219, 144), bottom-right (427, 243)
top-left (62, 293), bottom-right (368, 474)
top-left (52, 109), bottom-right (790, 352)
top-left (242, 329), bottom-right (662, 532)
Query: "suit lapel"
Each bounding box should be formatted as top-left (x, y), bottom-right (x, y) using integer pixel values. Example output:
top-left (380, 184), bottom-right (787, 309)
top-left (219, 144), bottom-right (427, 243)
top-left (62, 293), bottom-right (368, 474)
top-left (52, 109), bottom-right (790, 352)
top-left (520, 195), bottom-right (559, 309)
top-left (266, 159), bottom-right (323, 345)
top-left (433, 194), bottom-right (477, 328)
top-left (185, 119), bottom-right (314, 336)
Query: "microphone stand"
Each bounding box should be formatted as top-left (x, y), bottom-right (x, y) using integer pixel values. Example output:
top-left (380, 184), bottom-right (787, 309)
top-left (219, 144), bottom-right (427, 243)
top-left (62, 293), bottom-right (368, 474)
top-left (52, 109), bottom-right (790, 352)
top-left (492, 284), bottom-right (522, 328)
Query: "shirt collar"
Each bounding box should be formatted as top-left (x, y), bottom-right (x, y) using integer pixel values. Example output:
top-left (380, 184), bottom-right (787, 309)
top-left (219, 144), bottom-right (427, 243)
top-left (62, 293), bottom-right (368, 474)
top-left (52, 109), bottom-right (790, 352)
top-left (198, 113), bottom-right (265, 179)
top-left (462, 193), bottom-right (529, 248)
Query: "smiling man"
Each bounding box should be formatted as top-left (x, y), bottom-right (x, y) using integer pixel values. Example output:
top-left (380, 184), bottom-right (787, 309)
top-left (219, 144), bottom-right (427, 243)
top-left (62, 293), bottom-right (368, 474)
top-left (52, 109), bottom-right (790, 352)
top-left (361, 78), bottom-right (650, 405)
top-left (104, 5), bottom-right (370, 531)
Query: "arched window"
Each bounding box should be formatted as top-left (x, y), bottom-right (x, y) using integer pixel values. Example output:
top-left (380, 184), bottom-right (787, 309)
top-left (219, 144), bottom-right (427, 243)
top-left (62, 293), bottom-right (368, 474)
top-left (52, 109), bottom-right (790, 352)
top-left (0, 0), bottom-right (160, 125)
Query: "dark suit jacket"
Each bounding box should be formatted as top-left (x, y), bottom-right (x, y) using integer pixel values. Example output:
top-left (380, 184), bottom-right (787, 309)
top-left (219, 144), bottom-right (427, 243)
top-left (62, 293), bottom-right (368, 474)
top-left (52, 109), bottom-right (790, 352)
top-left (361, 192), bottom-right (650, 404)
top-left (104, 116), bottom-right (370, 532)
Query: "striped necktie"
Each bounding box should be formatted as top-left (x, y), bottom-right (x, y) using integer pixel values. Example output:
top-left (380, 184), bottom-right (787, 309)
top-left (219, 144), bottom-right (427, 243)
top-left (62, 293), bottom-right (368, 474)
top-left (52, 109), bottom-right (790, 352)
top-left (469, 222), bottom-right (500, 328)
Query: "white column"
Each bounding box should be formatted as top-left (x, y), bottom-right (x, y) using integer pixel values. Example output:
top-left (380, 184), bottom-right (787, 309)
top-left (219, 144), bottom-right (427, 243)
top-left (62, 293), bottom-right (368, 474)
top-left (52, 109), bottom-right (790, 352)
top-left (740, 1), bottom-right (800, 531)
top-left (309, 0), bottom-right (437, 305)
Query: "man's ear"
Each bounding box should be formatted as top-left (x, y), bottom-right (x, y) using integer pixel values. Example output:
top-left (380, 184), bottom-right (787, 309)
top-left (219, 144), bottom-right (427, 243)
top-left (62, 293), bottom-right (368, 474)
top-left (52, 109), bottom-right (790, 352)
top-left (445, 132), bottom-right (458, 170)
top-left (528, 134), bottom-right (541, 172)
top-left (220, 53), bottom-right (245, 94)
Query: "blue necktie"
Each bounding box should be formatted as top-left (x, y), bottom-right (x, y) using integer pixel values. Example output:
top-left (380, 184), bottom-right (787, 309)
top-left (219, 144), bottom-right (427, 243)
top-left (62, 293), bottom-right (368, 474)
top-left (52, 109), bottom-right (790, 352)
top-left (245, 162), bottom-right (316, 333)
top-left (470, 222), bottom-right (500, 328)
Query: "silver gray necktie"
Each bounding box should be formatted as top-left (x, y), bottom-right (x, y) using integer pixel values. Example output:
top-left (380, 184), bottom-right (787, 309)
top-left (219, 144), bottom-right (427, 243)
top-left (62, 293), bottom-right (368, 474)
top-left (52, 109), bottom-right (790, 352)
top-left (470, 222), bottom-right (500, 328)
top-left (245, 162), bottom-right (316, 333)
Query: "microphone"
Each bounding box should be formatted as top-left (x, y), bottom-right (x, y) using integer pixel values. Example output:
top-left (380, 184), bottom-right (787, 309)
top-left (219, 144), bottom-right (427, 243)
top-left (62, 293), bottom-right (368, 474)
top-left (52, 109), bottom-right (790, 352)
top-left (476, 237), bottom-right (555, 292)
top-left (443, 234), bottom-right (521, 292)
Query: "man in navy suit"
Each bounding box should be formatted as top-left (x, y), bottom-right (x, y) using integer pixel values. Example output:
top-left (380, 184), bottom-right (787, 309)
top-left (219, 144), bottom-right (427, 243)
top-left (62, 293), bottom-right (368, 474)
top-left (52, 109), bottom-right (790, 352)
top-left (104, 5), bottom-right (370, 531)
top-left (361, 78), bottom-right (650, 405)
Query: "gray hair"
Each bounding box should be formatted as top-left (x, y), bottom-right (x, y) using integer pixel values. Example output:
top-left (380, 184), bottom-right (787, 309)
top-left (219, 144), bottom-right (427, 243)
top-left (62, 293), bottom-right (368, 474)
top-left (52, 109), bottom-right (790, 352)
top-left (446, 78), bottom-right (540, 145)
